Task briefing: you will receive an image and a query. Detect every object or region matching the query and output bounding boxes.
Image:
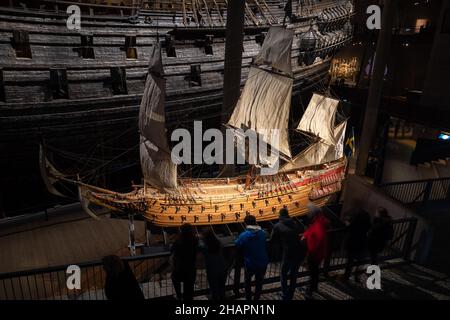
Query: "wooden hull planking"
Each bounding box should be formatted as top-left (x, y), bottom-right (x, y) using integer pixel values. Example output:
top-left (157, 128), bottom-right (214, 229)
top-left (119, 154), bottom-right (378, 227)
top-left (82, 159), bottom-right (346, 227)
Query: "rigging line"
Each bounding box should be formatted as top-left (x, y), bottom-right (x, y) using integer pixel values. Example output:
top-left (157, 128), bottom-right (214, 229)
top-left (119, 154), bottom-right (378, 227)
top-left (79, 143), bottom-right (140, 181)
top-left (165, 64), bottom-right (287, 127)
top-left (78, 143), bottom-right (107, 176)
top-left (46, 124), bottom-right (138, 170)
top-left (312, 78), bottom-right (345, 121)
top-left (35, 117), bottom-right (138, 133)
top-left (78, 160), bottom-right (138, 179)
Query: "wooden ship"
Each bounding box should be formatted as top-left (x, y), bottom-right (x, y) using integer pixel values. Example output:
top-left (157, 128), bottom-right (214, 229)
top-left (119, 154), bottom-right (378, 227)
top-left (43, 26), bottom-right (348, 229)
top-left (0, 0), bottom-right (354, 217)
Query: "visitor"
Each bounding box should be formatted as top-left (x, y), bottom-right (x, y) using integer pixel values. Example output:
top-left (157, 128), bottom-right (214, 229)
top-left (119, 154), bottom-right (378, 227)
top-left (199, 229), bottom-right (227, 300)
top-left (301, 203), bottom-right (330, 299)
top-left (270, 208), bottom-right (306, 300)
top-left (235, 215), bottom-right (269, 301)
top-left (196, 9), bottom-right (203, 26)
top-left (368, 207), bottom-right (394, 265)
top-left (283, 0), bottom-right (293, 25)
top-left (102, 255), bottom-right (145, 300)
top-left (171, 223), bottom-right (199, 301)
top-left (342, 208), bottom-right (372, 281)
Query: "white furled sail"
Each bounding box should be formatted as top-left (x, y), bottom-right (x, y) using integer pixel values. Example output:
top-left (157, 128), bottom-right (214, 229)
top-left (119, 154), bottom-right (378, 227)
top-left (227, 27), bottom-right (294, 159)
top-left (39, 144), bottom-right (67, 198)
top-left (139, 45), bottom-right (177, 189)
top-left (333, 120), bottom-right (347, 160)
top-left (253, 26), bottom-right (294, 76)
top-left (281, 121), bottom-right (347, 172)
top-left (296, 93), bottom-right (339, 145)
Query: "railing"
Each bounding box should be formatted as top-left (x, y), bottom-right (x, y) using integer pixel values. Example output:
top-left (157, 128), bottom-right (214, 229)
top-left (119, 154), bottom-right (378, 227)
top-left (0, 218), bottom-right (417, 300)
top-left (2, 0), bottom-right (135, 17)
top-left (380, 178), bottom-right (450, 205)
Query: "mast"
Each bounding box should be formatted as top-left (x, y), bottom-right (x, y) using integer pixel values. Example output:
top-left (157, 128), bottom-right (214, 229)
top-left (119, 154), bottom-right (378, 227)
top-left (356, 0), bottom-right (396, 176)
top-left (222, 0), bottom-right (245, 123)
top-left (227, 27), bottom-right (295, 163)
top-left (220, 0), bottom-right (245, 177)
top-left (139, 45), bottom-right (177, 189)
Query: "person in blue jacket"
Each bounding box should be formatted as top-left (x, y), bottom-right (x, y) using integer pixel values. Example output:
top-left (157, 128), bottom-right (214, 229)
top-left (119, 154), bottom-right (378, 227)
top-left (235, 215), bottom-right (269, 301)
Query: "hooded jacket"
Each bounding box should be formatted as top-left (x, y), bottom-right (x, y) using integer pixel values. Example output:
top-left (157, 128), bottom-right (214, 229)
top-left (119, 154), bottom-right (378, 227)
top-left (235, 225), bottom-right (269, 271)
top-left (303, 213), bottom-right (330, 264)
top-left (271, 216), bottom-right (306, 263)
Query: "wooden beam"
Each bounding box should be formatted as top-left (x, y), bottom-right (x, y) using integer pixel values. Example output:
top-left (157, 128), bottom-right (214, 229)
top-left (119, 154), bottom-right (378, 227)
top-left (201, 0), bottom-right (213, 27)
top-left (192, 0), bottom-right (199, 26)
top-left (253, 0), bottom-right (272, 25)
top-left (356, 0), bottom-right (397, 176)
top-left (212, 0), bottom-right (224, 26)
top-left (246, 2), bottom-right (261, 26)
top-left (182, 0), bottom-right (187, 26)
top-left (222, 0), bottom-right (245, 122)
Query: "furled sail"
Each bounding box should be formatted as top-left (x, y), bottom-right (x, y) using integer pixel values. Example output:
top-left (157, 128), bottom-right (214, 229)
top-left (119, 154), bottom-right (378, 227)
top-left (253, 26), bottom-right (294, 76)
top-left (227, 27), bottom-right (294, 159)
top-left (333, 120), bottom-right (347, 160)
top-left (296, 93), bottom-right (339, 145)
top-left (139, 45), bottom-right (177, 189)
top-left (39, 144), bottom-right (67, 198)
top-left (281, 121), bottom-right (347, 172)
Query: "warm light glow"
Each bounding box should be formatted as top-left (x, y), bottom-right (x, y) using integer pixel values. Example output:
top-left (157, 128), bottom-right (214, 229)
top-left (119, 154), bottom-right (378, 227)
top-left (330, 57), bottom-right (359, 84)
top-left (415, 19), bottom-right (429, 33)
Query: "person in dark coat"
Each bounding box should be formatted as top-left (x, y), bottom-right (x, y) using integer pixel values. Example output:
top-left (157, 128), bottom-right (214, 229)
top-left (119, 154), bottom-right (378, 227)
top-left (270, 208), bottom-right (305, 300)
top-left (283, 0), bottom-right (293, 25)
top-left (171, 223), bottom-right (199, 301)
top-left (343, 208), bottom-right (372, 281)
top-left (368, 207), bottom-right (394, 265)
top-left (235, 215), bottom-right (268, 301)
top-left (199, 229), bottom-right (227, 300)
top-left (302, 204), bottom-right (330, 299)
top-left (102, 255), bottom-right (145, 300)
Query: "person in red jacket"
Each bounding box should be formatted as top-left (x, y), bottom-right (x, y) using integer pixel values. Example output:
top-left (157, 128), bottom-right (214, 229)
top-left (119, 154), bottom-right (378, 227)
top-left (301, 203), bottom-right (330, 299)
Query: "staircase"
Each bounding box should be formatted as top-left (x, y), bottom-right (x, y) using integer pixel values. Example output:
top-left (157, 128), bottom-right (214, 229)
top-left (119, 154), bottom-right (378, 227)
top-left (417, 157), bottom-right (450, 182)
top-left (433, 158), bottom-right (450, 178)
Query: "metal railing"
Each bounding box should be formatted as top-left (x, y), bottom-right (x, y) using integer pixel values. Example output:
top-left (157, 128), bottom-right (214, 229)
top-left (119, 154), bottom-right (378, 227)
top-left (0, 218), bottom-right (417, 300)
top-left (380, 178), bottom-right (450, 205)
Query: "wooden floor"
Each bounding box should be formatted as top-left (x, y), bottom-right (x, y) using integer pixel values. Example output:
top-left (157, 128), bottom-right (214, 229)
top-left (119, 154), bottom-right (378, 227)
top-left (0, 204), bottom-right (145, 274)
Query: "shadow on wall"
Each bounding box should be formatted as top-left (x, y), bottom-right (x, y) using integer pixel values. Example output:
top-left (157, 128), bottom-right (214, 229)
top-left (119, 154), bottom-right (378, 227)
top-left (341, 175), bottom-right (433, 265)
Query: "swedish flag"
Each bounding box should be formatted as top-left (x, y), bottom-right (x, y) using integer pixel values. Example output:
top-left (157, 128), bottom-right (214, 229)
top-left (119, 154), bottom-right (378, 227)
top-left (345, 127), bottom-right (355, 158)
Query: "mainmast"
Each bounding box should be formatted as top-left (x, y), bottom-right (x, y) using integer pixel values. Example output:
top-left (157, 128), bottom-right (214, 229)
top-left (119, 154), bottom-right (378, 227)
top-left (226, 27), bottom-right (295, 163)
top-left (222, 0), bottom-right (245, 123)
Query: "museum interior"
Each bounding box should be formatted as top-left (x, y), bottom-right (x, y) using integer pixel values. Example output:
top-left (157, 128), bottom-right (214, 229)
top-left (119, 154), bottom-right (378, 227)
top-left (0, 0), bottom-right (449, 301)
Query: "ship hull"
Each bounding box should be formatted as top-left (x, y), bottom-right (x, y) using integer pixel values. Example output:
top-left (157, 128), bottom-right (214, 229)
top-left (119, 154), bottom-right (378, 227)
top-left (82, 158), bottom-right (346, 227)
top-left (0, 0), bottom-right (353, 217)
